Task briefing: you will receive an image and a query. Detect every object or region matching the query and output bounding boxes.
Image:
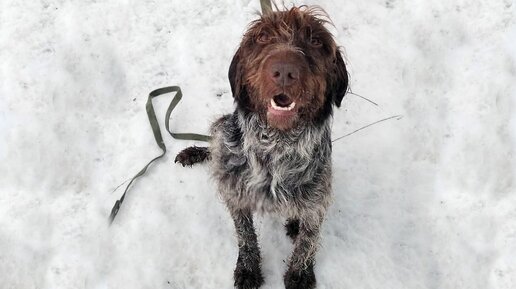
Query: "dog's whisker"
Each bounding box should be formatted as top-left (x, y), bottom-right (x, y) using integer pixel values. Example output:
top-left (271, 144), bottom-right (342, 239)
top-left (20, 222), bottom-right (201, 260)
top-left (332, 115), bottom-right (403, 142)
top-left (347, 90), bottom-right (379, 106)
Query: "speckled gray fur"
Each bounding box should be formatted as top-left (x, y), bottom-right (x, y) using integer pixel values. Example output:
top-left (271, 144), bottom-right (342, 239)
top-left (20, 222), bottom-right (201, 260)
top-left (210, 108), bottom-right (333, 280)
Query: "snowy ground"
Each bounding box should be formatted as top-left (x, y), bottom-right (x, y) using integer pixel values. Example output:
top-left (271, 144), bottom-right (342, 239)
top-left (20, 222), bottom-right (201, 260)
top-left (1, 0), bottom-right (515, 288)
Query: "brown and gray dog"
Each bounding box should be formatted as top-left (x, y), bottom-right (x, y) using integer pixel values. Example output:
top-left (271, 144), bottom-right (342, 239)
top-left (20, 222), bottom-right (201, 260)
top-left (175, 6), bottom-right (348, 289)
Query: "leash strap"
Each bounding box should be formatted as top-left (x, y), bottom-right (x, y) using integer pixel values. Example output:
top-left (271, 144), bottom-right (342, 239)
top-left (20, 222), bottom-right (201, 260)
top-left (109, 86), bottom-right (211, 224)
top-left (260, 0), bottom-right (272, 14)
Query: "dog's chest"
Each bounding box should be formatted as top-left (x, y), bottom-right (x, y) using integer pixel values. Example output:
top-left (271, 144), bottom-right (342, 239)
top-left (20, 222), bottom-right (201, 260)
top-left (243, 135), bottom-right (312, 199)
top-left (212, 112), bottom-right (332, 210)
top-left (237, 120), bottom-right (331, 202)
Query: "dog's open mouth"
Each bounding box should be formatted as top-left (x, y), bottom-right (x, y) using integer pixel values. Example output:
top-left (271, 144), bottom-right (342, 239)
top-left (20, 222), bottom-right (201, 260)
top-left (269, 94), bottom-right (296, 114)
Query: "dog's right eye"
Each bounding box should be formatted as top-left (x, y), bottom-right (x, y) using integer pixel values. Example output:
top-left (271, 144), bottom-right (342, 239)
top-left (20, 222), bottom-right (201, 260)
top-left (310, 38), bottom-right (323, 48)
top-left (257, 33), bottom-right (271, 43)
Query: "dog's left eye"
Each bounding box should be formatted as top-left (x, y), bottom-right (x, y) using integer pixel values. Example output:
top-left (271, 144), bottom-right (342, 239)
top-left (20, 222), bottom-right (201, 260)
top-left (310, 38), bottom-right (323, 47)
top-left (257, 33), bottom-right (271, 43)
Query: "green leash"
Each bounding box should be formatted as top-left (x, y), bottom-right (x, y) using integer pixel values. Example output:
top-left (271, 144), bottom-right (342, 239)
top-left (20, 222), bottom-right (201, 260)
top-left (260, 0), bottom-right (272, 14)
top-left (110, 0), bottom-right (272, 224)
top-left (109, 86), bottom-right (211, 224)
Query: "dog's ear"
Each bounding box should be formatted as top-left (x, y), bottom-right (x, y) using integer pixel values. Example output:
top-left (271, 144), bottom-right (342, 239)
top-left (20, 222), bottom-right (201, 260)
top-left (327, 49), bottom-right (349, 107)
top-left (228, 47), bottom-right (247, 103)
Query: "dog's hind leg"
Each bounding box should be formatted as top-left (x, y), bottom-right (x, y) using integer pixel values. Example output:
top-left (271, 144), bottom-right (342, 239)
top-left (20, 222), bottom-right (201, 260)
top-left (174, 146), bottom-right (210, 167)
top-left (231, 208), bottom-right (264, 289)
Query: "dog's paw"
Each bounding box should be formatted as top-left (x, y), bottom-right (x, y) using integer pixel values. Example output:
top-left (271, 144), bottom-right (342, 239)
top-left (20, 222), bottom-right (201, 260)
top-left (234, 264), bottom-right (264, 289)
top-left (174, 146), bottom-right (210, 167)
top-left (285, 219), bottom-right (300, 240)
top-left (284, 265), bottom-right (316, 289)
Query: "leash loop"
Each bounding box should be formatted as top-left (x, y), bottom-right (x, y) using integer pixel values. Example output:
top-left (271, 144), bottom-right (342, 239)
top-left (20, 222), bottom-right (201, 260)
top-left (109, 86), bottom-right (211, 224)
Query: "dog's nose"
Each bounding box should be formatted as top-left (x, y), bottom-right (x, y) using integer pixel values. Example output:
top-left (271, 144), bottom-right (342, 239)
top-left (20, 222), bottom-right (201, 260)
top-left (270, 62), bottom-right (300, 87)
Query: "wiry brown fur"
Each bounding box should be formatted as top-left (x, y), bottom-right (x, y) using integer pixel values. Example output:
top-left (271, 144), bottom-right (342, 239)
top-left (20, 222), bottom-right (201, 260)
top-left (175, 6), bottom-right (348, 289)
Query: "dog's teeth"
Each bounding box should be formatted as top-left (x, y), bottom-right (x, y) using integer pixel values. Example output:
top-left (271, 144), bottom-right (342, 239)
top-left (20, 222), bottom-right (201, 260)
top-left (271, 99), bottom-right (296, 111)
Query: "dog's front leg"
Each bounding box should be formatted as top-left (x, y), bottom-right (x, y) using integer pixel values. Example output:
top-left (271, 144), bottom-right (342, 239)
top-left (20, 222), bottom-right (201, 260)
top-left (230, 208), bottom-right (264, 289)
top-left (284, 215), bottom-right (321, 289)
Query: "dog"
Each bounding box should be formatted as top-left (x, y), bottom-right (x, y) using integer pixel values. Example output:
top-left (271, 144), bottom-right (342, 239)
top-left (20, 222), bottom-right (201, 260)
top-left (175, 6), bottom-right (348, 289)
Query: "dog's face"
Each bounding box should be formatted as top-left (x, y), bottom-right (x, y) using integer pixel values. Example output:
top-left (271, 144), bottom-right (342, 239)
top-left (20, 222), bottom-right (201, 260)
top-left (229, 6), bottom-right (348, 130)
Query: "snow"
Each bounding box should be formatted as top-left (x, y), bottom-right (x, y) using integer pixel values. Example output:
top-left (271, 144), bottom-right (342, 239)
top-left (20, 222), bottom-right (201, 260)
top-left (0, 0), bottom-right (515, 288)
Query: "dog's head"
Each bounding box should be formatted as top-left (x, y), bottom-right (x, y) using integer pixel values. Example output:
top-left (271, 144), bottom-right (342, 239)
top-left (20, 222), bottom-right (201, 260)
top-left (228, 6), bottom-right (348, 130)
